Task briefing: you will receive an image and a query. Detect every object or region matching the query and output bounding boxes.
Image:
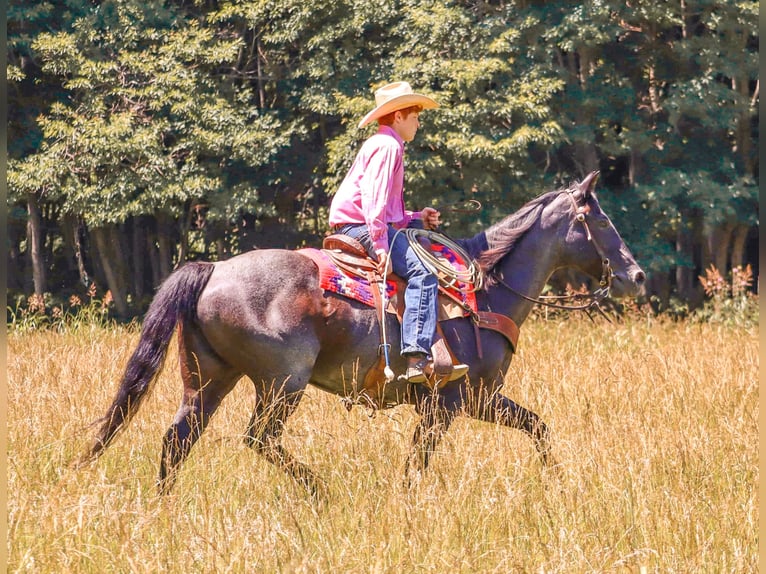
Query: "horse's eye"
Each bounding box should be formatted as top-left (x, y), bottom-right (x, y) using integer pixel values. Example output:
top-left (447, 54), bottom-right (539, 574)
top-left (598, 218), bottom-right (610, 228)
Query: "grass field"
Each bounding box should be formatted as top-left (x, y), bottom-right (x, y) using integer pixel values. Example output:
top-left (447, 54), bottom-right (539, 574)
top-left (7, 316), bottom-right (759, 573)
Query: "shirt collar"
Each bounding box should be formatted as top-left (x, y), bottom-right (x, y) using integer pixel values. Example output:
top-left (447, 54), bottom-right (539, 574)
top-left (377, 124), bottom-right (404, 147)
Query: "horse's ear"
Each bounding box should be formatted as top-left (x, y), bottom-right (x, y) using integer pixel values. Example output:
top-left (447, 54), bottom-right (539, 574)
top-left (577, 171), bottom-right (600, 198)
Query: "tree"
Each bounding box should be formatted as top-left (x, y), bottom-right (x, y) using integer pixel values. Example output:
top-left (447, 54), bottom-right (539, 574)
top-left (6, 0), bottom-right (759, 315)
top-left (9, 0), bottom-right (289, 315)
top-left (536, 0), bottom-right (759, 305)
top-left (321, 0), bottom-right (568, 240)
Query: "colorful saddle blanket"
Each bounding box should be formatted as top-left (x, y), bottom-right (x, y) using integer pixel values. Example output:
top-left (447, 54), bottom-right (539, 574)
top-left (299, 245), bottom-right (478, 315)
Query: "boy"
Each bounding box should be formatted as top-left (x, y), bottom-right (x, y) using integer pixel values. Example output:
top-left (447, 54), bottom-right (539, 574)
top-left (329, 81), bottom-right (468, 384)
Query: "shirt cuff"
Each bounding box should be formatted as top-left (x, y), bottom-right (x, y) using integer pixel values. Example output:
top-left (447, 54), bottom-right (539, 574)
top-left (372, 238), bottom-right (388, 253)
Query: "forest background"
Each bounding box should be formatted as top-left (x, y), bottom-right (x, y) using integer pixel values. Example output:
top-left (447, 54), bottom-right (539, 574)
top-left (8, 0), bottom-right (759, 319)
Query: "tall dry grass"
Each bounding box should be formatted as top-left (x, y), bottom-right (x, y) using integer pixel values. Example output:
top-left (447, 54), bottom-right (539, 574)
top-left (7, 317), bottom-right (758, 573)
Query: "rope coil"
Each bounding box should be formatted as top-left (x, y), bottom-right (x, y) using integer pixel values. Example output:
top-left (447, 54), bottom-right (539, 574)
top-left (403, 228), bottom-right (484, 292)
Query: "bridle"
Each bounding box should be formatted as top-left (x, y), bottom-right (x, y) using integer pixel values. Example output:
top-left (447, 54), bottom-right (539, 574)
top-left (494, 188), bottom-right (616, 319)
top-left (564, 188), bottom-right (615, 290)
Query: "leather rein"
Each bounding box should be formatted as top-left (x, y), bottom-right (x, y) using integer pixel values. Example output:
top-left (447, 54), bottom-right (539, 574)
top-left (493, 188), bottom-right (615, 319)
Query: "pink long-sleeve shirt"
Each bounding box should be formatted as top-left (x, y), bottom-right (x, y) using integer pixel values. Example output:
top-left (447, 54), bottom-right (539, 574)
top-left (328, 125), bottom-right (421, 254)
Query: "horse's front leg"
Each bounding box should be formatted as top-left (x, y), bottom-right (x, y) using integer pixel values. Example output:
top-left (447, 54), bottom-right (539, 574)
top-left (470, 390), bottom-right (554, 466)
top-left (404, 393), bottom-right (457, 486)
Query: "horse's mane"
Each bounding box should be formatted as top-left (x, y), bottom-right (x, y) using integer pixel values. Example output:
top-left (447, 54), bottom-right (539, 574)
top-left (477, 189), bottom-right (563, 280)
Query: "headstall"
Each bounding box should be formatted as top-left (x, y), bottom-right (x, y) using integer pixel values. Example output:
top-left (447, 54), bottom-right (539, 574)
top-left (494, 189), bottom-right (615, 320)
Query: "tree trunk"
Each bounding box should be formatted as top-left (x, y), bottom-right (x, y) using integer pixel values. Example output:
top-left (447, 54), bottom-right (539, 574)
top-left (178, 202), bottom-right (194, 265)
top-left (130, 219), bottom-right (144, 303)
top-left (60, 213), bottom-right (90, 287)
top-left (733, 30), bottom-right (756, 178)
top-left (26, 193), bottom-right (47, 295)
top-left (146, 227), bottom-right (162, 289)
top-left (73, 218), bottom-right (90, 287)
top-left (256, 37), bottom-right (265, 109)
top-left (8, 220), bottom-right (26, 291)
top-left (628, 148), bottom-right (641, 186)
top-left (115, 223), bottom-right (132, 300)
top-left (566, 49), bottom-right (600, 177)
top-left (91, 225), bottom-right (129, 318)
top-left (574, 138), bottom-right (599, 177)
top-left (156, 212), bottom-right (174, 279)
top-left (676, 210), bottom-right (705, 308)
top-left (43, 203), bottom-right (60, 277)
top-left (702, 220), bottom-right (735, 274)
top-left (675, 225), bottom-right (695, 302)
top-left (730, 224), bottom-right (750, 271)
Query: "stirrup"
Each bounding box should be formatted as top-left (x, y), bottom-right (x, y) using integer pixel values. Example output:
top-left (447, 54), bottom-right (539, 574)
top-left (397, 357), bottom-right (432, 384)
top-left (445, 363), bottom-right (469, 381)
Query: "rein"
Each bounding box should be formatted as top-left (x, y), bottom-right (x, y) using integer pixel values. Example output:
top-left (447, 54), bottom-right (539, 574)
top-left (493, 189), bottom-right (615, 320)
top-left (438, 199), bottom-right (482, 214)
top-left (495, 275), bottom-right (612, 318)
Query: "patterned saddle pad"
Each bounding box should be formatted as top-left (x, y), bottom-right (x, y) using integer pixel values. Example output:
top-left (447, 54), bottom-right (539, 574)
top-left (298, 245), bottom-right (478, 315)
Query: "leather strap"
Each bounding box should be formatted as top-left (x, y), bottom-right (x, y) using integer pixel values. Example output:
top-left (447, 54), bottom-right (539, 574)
top-left (325, 249), bottom-right (378, 277)
top-left (360, 270), bottom-right (391, 402)
top-left (475, 311), bottom-right (519, 352)
top-left (360, 356), bottom-right (388, 409)
top-left (323, 233), bottom-right (369, 257)
top-left (473, 321), bottom-right (484, 360)
top-left (432, 323), bottom-right (457, 376)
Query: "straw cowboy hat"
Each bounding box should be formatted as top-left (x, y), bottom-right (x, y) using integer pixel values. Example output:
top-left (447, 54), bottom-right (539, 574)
top-left (358, 81), bottom-right (439, 128)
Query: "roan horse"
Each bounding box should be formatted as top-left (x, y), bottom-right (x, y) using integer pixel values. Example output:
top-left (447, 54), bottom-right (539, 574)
top-left (80, 171), bottom-right (645, 494)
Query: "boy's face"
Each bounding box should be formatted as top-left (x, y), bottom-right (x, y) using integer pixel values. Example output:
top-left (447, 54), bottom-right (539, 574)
top-left (392, 110), bottom-right (420, 142)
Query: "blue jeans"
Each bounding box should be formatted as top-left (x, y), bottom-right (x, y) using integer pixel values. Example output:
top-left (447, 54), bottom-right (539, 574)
top-left (335, 223), bottom-right (438, 357)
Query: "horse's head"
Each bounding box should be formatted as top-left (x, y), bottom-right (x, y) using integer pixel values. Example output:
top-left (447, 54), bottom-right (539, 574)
top-left (557, 171), bottom-right (645, 298)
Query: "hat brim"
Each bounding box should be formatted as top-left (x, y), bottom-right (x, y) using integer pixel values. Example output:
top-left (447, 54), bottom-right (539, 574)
top-left (358, 94), bottom-right (439, 128)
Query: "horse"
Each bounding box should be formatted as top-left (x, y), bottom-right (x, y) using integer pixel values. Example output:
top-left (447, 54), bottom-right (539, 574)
top-left (79, 171), bottom-right (645, 495)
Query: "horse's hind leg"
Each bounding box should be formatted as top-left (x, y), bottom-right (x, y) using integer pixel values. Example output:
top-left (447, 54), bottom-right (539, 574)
top-left (243, 376), bottom-right (324, 497)
top-left (158, 326), bottom-right (240, 494)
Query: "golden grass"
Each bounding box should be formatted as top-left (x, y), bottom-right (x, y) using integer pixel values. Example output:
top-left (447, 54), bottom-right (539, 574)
top-left (7, 318), bottom-right (758, 573)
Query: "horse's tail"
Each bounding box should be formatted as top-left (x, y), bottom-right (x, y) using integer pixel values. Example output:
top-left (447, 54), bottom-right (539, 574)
top-left (79, 261), bottom-right (215, 465)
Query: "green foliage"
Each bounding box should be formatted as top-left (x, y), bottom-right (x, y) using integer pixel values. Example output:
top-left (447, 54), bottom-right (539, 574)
top-left (7, 285), bottom-right (118, 333)
top-left (6, 0), bottom-right (759, 307)
top-left (9, 0), bottom-right (289, 228)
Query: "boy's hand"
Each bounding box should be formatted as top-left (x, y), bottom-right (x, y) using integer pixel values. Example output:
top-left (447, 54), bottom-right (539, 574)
top-left (375, 249), bottom-right (389, 275)
top-left (421, 207), bottom-right (441, 230)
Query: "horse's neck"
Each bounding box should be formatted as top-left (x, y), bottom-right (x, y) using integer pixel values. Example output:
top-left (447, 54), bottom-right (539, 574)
top-left (482, 230), bottom-right (559, 328)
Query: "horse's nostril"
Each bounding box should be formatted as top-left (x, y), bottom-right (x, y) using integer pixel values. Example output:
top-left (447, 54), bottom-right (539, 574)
top-left (634, 270), bottom-right (646, 285)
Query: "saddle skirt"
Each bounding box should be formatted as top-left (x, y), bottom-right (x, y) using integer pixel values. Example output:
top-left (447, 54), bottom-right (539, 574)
top-left (298, 245), bottom-right (478, 317)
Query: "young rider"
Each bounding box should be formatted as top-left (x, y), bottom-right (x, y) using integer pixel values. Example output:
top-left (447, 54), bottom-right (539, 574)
top-left (328, 81), bottom-right (469, 384)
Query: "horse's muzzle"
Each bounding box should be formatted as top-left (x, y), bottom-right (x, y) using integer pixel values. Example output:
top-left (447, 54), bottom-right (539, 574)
top-left (611, 267), bottom-right (646, 298)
